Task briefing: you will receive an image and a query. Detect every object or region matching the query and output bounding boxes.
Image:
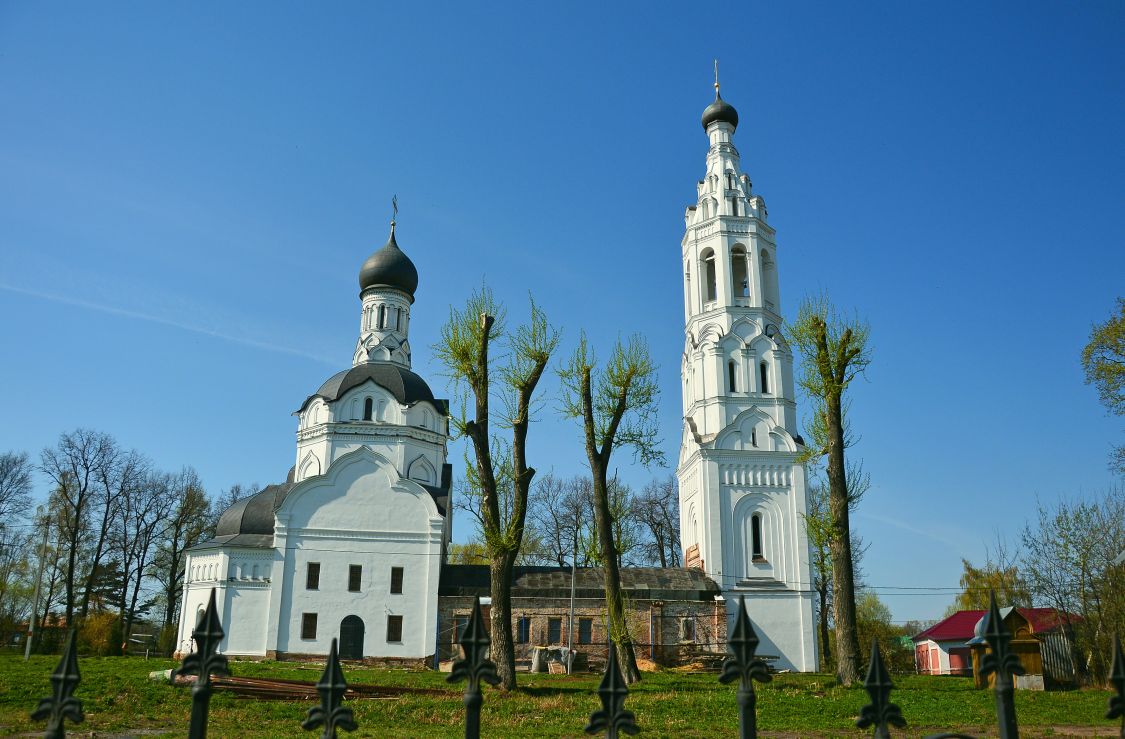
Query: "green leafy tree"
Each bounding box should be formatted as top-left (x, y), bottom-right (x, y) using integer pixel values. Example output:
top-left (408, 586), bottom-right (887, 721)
top-left (1081, 297), bottom-right (1125, 472)
top-left (788, 294), bottom-right (872, 685)
top-left (947, 548), bottom-right (1031, 614)
top-left (447, 540), bottom-right (490, 565)
top-left (854, 591), bottom-right (912, 674)
top-left (434, 288), bottom-right (559, 690)
top-left (559, 333), bottom-right (663, 684)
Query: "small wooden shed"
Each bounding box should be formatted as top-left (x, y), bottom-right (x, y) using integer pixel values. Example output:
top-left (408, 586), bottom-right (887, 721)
top-left (967, 607), bottom-right (1078, 689)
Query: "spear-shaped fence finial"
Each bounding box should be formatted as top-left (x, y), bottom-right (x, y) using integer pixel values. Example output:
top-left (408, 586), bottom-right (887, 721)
top-left (30, 628), bottom-right (84, 739)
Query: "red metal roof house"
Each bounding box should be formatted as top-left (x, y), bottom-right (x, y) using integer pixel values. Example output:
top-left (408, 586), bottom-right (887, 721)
top-left (912, 607), bottom-right (1075, 678)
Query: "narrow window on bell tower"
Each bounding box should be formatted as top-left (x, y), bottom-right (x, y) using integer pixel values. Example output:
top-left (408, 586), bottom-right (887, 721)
top-left (751, 514), bottom-right (764, 561)
top-left (759, 362), bottom-right (769, 394)
top-left (702, 250), bottom-right (717, 303)
top-left (728, 361), bottom-right (737, 393)
top-left (363, 397), bottom-right (373, 421)
top-left (378, 305), bottom-right (386, 329)
top-left (731, 246), bottom-right (748, 299)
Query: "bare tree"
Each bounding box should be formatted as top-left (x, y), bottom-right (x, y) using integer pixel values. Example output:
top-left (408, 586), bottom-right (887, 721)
top-left (435, 289), bottom-right (559, 690)
top-left (634, 476), bottom-right (680, 568)
top-left (149, 467), bottom-right (209, 637)
top-left (212, 482), bottom-right (260, 524)
top-left (40, 429), bottom-right (117, 626)
top-left (804, 463), bottom-right (869, 672)
top-left (1021, 486), bottom-right (1125, 683)
top-left (115, 469), bottom-right (177, 640)
top-left (526, 475), bottom-right (600, 568)
top-left (559, 333), bottom-right (664, 684)
top-left (788, 296), bottom-right (872, 686)
top-left (0, 451), bottom-right (34, 524)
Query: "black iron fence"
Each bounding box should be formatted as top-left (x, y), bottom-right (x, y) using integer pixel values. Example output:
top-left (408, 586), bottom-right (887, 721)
top-left (28, 589), bottom-right (1125, 738)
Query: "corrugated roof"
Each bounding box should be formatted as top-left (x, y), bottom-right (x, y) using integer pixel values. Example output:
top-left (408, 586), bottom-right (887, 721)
top-left (914, 607), bottom-right (1078, 643)
top-left (440, 565), bottom-right (721, 601)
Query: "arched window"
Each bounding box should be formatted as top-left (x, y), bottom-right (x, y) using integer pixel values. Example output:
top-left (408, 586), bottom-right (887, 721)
top-left (727, 360), bottom-right (737, 392)
top-left (731, 246), bottom-right (748, 298)
top-left (363, 397), bottom-right (373, 421)
top-left (701, 250), bottom-right (717, 303)
top-left (751, 514), bottom-right (764, 561)
top-left (751, 428), bottom-right (757, 447)
top-left (759, 362), bottom-right (769, 394)
top-left (395, 307), bottom-right (402, 331)
top-left (377, 305), bottom-right (386, 329)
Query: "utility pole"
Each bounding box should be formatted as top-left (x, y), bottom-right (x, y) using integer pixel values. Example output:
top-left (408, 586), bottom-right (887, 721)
top-left (25, 516), bottom-right (49, 661)
top-left (567, 507), bottom-right (578, 674)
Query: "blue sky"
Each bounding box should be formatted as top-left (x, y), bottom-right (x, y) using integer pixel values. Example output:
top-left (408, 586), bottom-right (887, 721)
top-left (1, 2), bottom-right (1121, 622)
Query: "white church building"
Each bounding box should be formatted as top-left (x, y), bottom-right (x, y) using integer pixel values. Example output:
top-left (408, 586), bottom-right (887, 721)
top-left (677, 83), bottom-right (818, 671)
top-left (177, 81), bottom-right (817, 672)
top-left (177, 223), bottom-right (453, 661)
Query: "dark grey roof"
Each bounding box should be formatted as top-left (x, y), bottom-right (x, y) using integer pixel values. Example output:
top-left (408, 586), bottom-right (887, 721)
top-left (297, 362), bottom-right (449, 415)
top-left (214, 483), bottom-right (294, 537)
top-left (702, 92), bottom-right (738, 130)
top-left (190, 533), bottom-right (275, 551)
top-left (440, 565), bottom-right (721, 601)
top-left (359, 224), bottom-right (418, 298)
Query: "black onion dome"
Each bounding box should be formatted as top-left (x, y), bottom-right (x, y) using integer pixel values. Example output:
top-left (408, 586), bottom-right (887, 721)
top-left (701, 92), bottom-right (739, 130)
top-left (358, 224), bottom-right (418, 298)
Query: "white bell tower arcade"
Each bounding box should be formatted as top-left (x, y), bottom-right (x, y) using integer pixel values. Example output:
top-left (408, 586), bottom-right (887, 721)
top-left (676, 79), bottom-right (817, 671)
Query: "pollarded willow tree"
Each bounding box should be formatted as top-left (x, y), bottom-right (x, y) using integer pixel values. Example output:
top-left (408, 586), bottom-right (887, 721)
top-left (434, 287), bottom-right (559, 691)
top-left (788, 294), bottom-right (872, 686)
top-left (559, 333), bottom-right (663, 684)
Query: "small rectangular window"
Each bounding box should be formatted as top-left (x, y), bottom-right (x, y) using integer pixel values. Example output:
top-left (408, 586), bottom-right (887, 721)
top-left (516, 616), bottom-right (530, 644)
top-left (390, 566), bottom-right (404, 594)
top-left (306, 562), bottom-right (320, 590)
top-left (578, 617), bottom-right (593, 645)
top-left (452, 616), bottom-right (465, 644)
top-left (348, 564), bottom-right (362, 592)
top-left (301, 613), bottom-right (317, 640)
top-left (386, 615), bottom-right (403, 642)
top-left (547, 617), bottom-right (562, 644)
top-left (681, 618), bottom-right (696, 642)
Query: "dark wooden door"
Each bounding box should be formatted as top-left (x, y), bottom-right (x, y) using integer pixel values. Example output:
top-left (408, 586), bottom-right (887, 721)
top-left (339, 615), bottom-right (364, 659)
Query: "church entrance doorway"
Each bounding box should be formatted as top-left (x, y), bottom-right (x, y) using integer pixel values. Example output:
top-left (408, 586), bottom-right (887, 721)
top-left (339, 615), bottom-right (364, 659)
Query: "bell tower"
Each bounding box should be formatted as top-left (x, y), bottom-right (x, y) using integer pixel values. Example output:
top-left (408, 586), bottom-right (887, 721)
top-left (676, 73), bottom-right (817, 671)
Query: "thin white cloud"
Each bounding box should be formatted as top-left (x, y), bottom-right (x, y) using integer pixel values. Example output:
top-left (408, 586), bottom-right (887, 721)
top-left (0, 283), bottom-right (334, 365)
top-left (854, 510), bottom-right (965, 552)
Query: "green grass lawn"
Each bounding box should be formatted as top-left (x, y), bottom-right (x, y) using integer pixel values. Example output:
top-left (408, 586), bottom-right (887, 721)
top-left (0, 653), bottom-right (1118, 737)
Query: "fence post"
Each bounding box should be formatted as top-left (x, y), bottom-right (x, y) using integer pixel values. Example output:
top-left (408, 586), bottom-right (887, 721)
top-left (979, 592), bottom-right (1024, 739)
top-left (447, 596), bottom-right (499, 739)
top-left (173, 588), bottom-right (230, 739)
top-left (29, 628), bottom-right (83, 739)
top-left (584, 639), bottom-right (638, 738)
top-left (1106, 634), bottom-right (1123, 737)
top-left (302, 638), bottom-right (357, 738)
top-left (856, 638), bottom-right (905, 739)
top-left (718, 595), bottom-right (770, 739)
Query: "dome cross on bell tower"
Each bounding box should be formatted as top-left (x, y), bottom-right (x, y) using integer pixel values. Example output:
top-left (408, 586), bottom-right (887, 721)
top-left (353, 196), bottom-right (419, 368)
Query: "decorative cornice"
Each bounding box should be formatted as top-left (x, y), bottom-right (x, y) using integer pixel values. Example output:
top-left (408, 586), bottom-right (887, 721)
top-left (297, 422), bottom-right (446, 445)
